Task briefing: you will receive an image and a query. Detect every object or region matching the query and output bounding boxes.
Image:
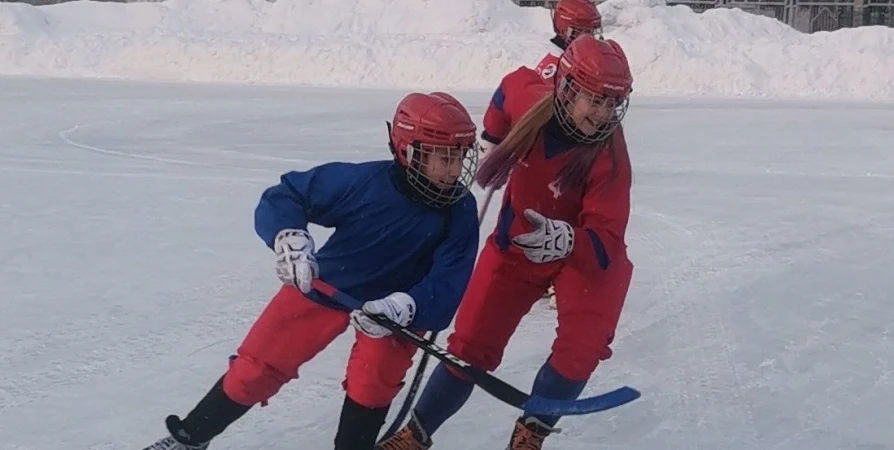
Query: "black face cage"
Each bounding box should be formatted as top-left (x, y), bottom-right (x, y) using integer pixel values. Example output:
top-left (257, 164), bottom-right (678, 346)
top-left (404, 141), bottom-right (479, 209)
top-left (553, 74), bottom-right (629, 145)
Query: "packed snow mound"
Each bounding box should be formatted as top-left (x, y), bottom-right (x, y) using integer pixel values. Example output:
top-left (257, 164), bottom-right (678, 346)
top-left (0, 0), bottom-right (892, 100)
top-left (601, 0), bottom-right (894, 99)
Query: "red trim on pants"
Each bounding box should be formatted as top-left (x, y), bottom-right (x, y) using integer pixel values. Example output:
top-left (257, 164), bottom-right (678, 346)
top-left (446, 238), bottom-right (633, 381)
top-left (222, 285), bottom-right (418, 408)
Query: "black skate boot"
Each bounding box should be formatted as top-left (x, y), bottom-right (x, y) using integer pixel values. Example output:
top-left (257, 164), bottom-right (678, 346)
top-left (141, 375), bottom-right (251, 450)
top-left (141, 415), bottom-right (210, 450)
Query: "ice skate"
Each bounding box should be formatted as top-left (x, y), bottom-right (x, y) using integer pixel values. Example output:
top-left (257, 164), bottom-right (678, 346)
top-left (375, 412), bottom-right (432, 450)
top-left (505, 417), bottom-right (557, 450)
top-left (140, 435), bottom-right (208, 450)
top-left (140, 415), bottom-right (210, 450)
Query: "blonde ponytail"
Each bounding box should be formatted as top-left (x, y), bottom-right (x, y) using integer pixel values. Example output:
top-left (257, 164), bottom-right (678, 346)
top-left (475, 91), bottom-right (619, 193)
top-left (475, 93), bottom-right (554, 188)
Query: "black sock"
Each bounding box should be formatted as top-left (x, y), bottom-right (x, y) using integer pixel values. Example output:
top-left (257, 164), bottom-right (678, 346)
top-left (171, 375), bottom-right (253, 445)
top-left (333, 395), bottom-right (390, 450)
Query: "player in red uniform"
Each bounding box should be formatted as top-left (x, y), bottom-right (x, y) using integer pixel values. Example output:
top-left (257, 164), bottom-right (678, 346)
top-left (376, 34), bottom-right (634, 450)
top-left (494, 0), bottom-right (604, 310)
top-left (530, 0), bottom-right (603, 86)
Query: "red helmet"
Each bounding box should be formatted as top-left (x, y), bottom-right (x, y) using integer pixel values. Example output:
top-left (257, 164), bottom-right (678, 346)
top-left (389, 92), bottom-right (479, 208)
top-left (552, 0), bottom-right (603, 44)
top-left (553, 35), bottom-right (633, 144)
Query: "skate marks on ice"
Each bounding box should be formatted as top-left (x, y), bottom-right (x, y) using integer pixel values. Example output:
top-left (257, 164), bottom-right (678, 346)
top-left (610, 115), bottom-right (894, 448)
top-left (457, 101), bottom-right (894, 450)
top-left (2, 80), bottom-right (894, 450)
top-left (0, 78), bottom-right (500, 450)
top-left (0, 79), bottom-right (329, 450)
top-left (0, 76), bottom-right (411, 182)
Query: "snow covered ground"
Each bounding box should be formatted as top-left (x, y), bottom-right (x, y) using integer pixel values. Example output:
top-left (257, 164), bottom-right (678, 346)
top-left (1, 0), bottom-right (893, 99)
top-left (2, 76), bottom-right (893, 450)
top-left (2, 0), bottom-right (894, 448)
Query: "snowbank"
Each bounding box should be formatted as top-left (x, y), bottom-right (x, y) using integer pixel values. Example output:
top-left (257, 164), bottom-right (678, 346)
top-left (0, 0), bottom-right (892, 99)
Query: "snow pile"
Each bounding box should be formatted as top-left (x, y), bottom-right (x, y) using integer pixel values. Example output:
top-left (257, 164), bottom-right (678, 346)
top-left (600, 0), bottom-right (894, 99)
top-left (0, 0), bottom-right (892, 99)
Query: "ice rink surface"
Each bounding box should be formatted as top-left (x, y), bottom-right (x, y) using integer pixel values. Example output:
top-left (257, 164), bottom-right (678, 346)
top-left (1, 76), bottom-right (893, 449)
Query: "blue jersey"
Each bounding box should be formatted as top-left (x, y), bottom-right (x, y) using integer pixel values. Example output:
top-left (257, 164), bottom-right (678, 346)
top-left (254, 160), bottom-right (479, 331)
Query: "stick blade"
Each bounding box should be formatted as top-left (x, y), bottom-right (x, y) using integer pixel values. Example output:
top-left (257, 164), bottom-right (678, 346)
top-left (521, 386), bottom-right (641, 417)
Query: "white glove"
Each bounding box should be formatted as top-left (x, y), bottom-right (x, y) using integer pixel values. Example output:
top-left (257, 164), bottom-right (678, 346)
top-left (511, 209), bottom-right (574, 263)
top-left (274, 228), bottom-right (319, 294)
top-left (350, 292), bottom-right (416, 339)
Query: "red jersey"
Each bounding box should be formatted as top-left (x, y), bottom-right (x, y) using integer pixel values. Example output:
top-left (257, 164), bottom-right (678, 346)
top-left (481, 67), bottom-right (632, 274)
top-left (479, 43), bottom-right (560, 149)
top-left (533, 50), bottom-right (561, 82)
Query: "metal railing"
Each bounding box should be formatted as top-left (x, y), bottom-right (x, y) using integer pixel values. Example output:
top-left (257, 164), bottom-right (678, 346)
top-left (0, 0), bottom-right (160, 3)
top-left (512, 0), bottom-right (893, 32)
top-left (3, 0), bottom-right (890, 33)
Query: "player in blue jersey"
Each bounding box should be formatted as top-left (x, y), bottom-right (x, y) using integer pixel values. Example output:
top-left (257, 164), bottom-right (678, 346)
top-left (141, 92), bottom-right (481, 450)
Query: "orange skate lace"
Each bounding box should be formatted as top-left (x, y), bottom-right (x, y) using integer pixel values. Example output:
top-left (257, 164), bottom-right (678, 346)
top-left (509, 422), bottom-right (549, 450)
top-left (376, 427), bottom-right (429, 450)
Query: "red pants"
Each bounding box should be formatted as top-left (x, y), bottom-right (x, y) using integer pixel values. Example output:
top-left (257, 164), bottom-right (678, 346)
top-left (221, 285), bottom-right (419, 408)
top-left (447, 238), bottom-right (633, 381)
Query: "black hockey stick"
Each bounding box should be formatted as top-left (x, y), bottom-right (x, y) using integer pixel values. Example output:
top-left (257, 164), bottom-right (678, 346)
top-left (379, 186), bottom-right (497, 440)
top-left (378, 331), bottom-right (437, 441)
top-left (311, 280), bottom-right (641, 417)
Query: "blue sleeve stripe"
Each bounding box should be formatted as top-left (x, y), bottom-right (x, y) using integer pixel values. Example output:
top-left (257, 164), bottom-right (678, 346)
top-left (495, 199), bottom-right (514, 251)
top-left (492, 86), bottom-right (505, 111)
top-left (586, 229), bottom-right (610, 270)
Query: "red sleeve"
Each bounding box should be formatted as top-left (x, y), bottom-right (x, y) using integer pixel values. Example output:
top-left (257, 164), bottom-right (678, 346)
top-left (481, 67), bottom-right (551, 147)
top-left (568, 129), bottom-right (633, 273)
top-left (481, 85), bottom-right (509, 146)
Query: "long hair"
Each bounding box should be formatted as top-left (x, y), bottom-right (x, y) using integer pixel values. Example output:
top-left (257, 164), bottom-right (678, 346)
top-left (475, 92), bottom-right (617, 192)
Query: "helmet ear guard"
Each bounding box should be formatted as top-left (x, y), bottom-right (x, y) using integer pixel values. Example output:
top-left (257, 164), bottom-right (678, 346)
top-left (386, 120), bottom-right (395, 155)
